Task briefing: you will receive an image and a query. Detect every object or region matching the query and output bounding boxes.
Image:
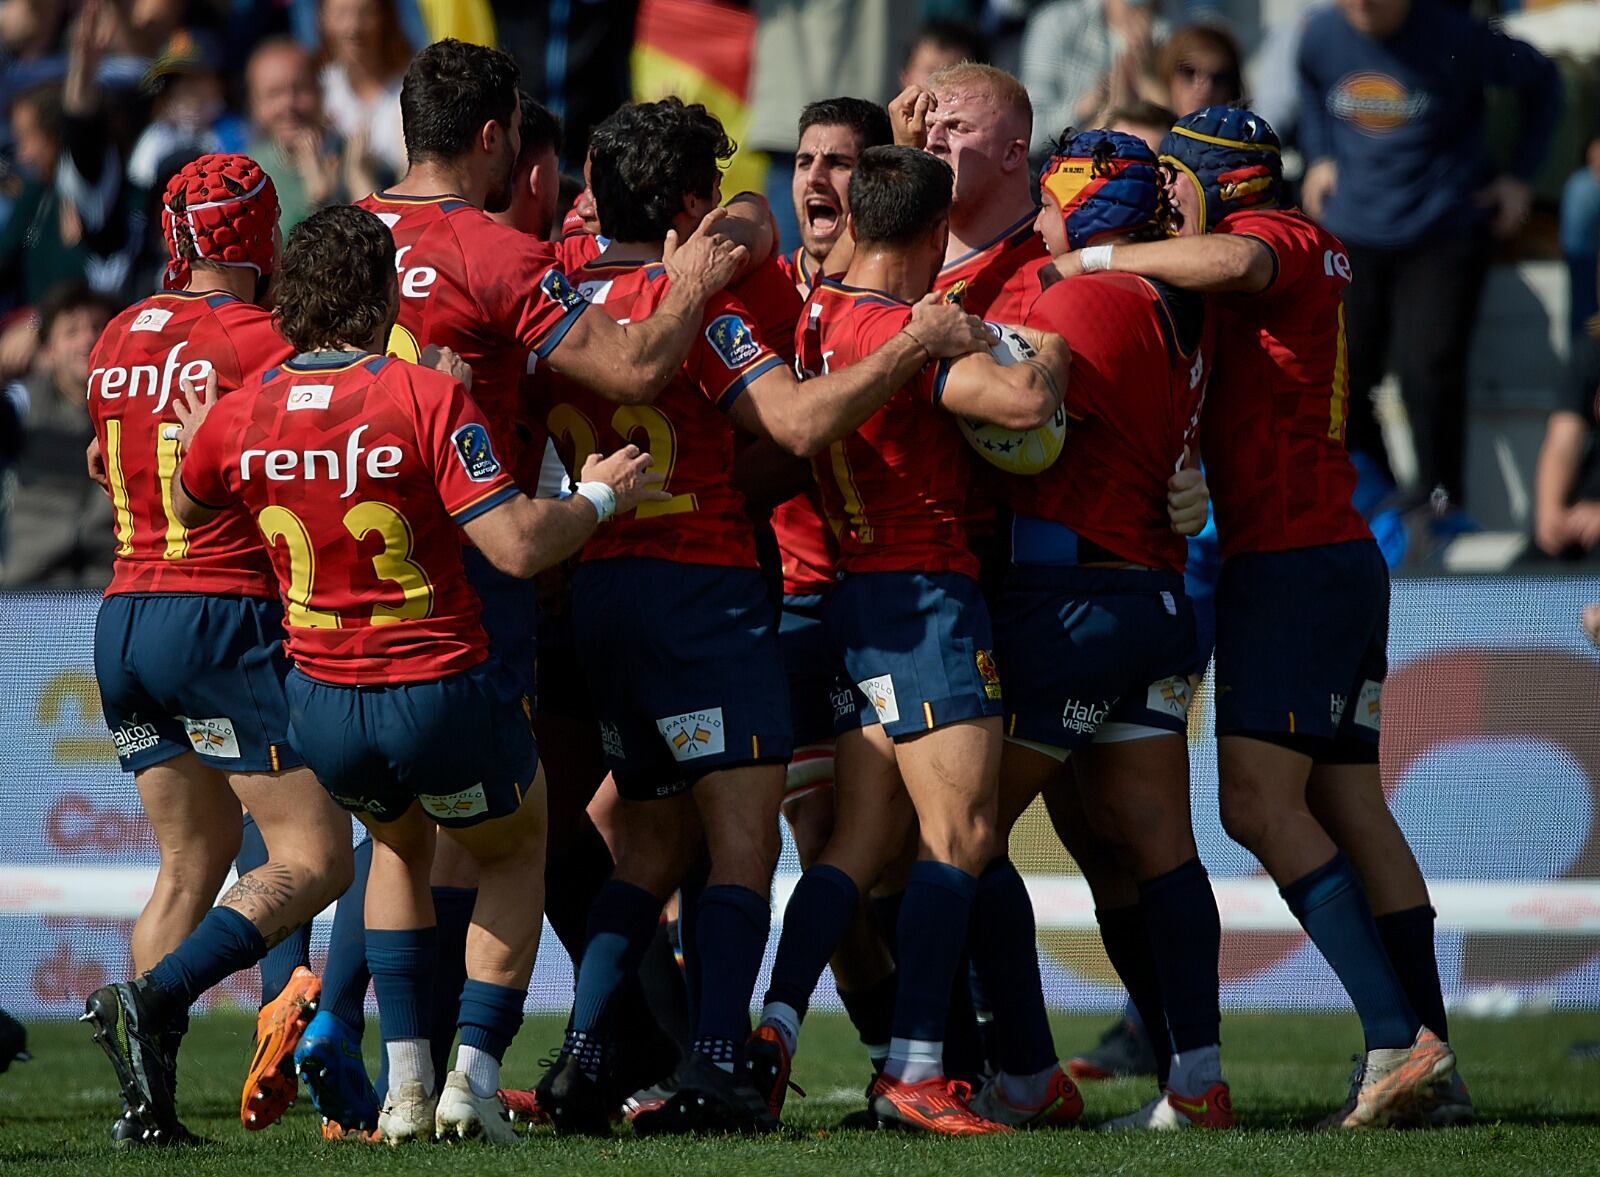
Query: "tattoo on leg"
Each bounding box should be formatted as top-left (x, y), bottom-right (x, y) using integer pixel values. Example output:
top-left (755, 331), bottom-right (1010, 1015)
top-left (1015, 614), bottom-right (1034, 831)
top-left (220, 861), bottom-right (299, 929)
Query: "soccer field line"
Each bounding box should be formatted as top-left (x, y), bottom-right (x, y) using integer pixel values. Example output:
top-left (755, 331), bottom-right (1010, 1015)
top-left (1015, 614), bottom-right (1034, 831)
top-left (4, 865), bottom-right (1599, 935)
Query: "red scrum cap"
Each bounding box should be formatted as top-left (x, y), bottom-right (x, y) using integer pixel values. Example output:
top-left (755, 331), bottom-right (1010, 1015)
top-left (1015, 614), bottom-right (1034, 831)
top-left (161, 153), bottom-right (280, 290)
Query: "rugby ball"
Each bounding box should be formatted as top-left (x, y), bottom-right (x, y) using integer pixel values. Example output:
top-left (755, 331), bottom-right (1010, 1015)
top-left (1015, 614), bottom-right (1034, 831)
top-left (955, 323), bottom-right (1067, 476)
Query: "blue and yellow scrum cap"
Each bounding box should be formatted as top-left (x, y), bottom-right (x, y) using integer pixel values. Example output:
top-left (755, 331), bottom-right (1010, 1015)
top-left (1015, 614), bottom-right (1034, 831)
top-left (1159, 105), bottom-right (1283, 235)
top-left (1038, 129), bottom-right (1163, 251)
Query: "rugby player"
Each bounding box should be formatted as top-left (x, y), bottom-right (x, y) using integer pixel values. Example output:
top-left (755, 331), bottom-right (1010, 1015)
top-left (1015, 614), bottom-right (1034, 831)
top-left (81, 154), bottom-right (354, 1147)
top-left (752, 145), bottom-right (1069, 1135)
top-left (1054, 105), bottom-right (1458, 1127)
top-left (168, 204), bottom-right (665, 1144)
top-left (533, 102), bottom-right (990, 1137)
top-left (991, 129), bottom-right (1227, 1131)
top-left (781, 98), bottom-right (893, 293)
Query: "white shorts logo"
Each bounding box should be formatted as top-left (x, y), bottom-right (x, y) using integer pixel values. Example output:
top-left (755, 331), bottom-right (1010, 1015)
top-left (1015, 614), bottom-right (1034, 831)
top-left (1330, 693), bottom-right (1348, 728)
top-left (1145, 676), bottom-right (1191, 721)
top-left (129, 307), bottom-right (174, 334)
top-left (656, 708), bottom-right (727, 761)
top-left (181, 716), bottom-right (241, 759)
top-left (420, 784), bottom-right (488, 820)
top-left (857, 675), bottom-right (900, 726)
top-left (1354, 679), bottom-right (1382, 732)
top-left (112, 720), bottom-right (163, 758)
top-left (1061, 698), bottom-right (1110, 735)
top-left (287, 383), bottom-right (334, 411)
top-left (599, 720), bottom-right (626, 760)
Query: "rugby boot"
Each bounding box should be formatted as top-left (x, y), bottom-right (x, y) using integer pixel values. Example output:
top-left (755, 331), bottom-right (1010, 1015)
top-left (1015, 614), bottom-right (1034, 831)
top-left (1427, 1069), bottom-right (1474, 1127)
top-left (435, 1070), bottom-right (518, 1143)
top-left (496, 1084), bottom-right (548, 1127)
top-left (0, 1007), bottom-right (28, 1072)
top-left (242, 965), bottom-right (320, 1130)
top-left (1104, 1081), bottom-right (1235, 1131)
top-left (1319, 1028), bottom-right (1454, 1129)
top-left (869, 1072), bottom-right (1011, 1136)
top-left (745, 1024), bottom-right (805, 1119)
top-left (377, 1079), bottom-right (437, 1145)
top-left (1068, 1017), bottom-right (1158, 1081)
top-left (628, 1052), bottom-right (778, 1137)
top-left (294, 1009), bottom-right (380, 1133)
top-left (536, 1051), bottom-right (615, 1136)
top-left (83, 979), bottom-right (186, 1144)
top-left (969, 1064), bottom-right (1083, 1128)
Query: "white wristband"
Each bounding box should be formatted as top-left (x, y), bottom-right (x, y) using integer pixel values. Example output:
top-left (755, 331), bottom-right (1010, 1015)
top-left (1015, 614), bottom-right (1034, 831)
top-left (1079, 244), bottom-right (1114, 273)
top-left (573, 480), bottom-right (616, 523)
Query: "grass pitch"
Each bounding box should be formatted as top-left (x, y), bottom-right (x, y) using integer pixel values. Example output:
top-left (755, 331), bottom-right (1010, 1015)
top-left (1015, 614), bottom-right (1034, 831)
top-left (1, 1011), bottom-right (1596, 1176)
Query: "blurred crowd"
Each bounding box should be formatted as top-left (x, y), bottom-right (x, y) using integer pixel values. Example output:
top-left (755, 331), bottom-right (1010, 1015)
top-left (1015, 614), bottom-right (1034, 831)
top-left (2, 0), bottom-right (1600, 586)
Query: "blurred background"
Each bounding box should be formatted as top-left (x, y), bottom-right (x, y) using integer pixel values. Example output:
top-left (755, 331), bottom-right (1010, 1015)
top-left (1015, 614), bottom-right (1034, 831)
top-left (0, 0), bottom-right (1597, 1024)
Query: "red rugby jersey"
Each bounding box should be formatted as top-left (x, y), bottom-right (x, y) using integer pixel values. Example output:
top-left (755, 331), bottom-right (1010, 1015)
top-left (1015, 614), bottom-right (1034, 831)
top-left (355, 191), bottom-right (588, 491)
top-left (88, 291), bottom-right (293, 598)
top-left (935, 212), bottom-right (1049, 320)
top-left (1013, 269), bottom-right (1213, 572)
top-left (798, 279), bottom-right (972, 579)
top-left (775, 246), bottom-right (821, 299)
top-left (1202, 209), bottom-right (1369, 558)
top-left (544, 257), bottom-right (786, 568)
top-left (179, 352), bottom-right (520, 685)
top-left (555, 229), bottom-right (603, 272)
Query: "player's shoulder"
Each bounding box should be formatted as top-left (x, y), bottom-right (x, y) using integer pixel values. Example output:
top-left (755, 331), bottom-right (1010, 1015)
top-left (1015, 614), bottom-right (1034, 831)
top-left (1218, 207), bottom-right (1330, 251)
top-left (556, 231), bottom-right (603, 272)
top-left (732, 254), bottom-right (804, 312)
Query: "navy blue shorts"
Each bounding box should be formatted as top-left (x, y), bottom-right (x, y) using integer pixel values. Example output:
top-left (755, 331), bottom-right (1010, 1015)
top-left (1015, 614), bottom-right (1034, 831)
top-left (780, 593), bottom-right (841, 747)
top-left (1213, 539), bottom-right (1388, 749)
top-left (94, 593), bottom-right (301, 774)
top-left (826, 570), bottom-right (1004, 739)
top-left (995, 566), bottom-right (1196, 754)
top-left (285, 660), bottom-right (537, 828)
top-left (463, 545), bottom-right (537, 698)
top-left (570, 558), bottom-right (793, 800)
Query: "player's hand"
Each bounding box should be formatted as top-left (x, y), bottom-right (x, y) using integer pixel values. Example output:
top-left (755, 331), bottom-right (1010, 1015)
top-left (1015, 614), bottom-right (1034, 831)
top-left (1583, 602), bottom-right (1600, 648)
top-left (906, 294), bottom-right (989, 358)
top-left (663, 207), bottom-right (748, 300)
top-left (1301, 159), bottom-right (1338, 220)
top-left (172, 368), bottom-right (218, 449)
top-left (85, 436), bottom-right (109, 495)
top-left (421, 344), bottom-right (473, 390)
top-left (1477, 175), bottom-right (1532, 240)
top-left (1053, 251), bottom-right (1085, 281)
top-left (1167, 465), bottom-right (1210, 536)
top-left (580, 445), bottom-right (670, 516)
top-left (888, 84), bottom-right (937, 149)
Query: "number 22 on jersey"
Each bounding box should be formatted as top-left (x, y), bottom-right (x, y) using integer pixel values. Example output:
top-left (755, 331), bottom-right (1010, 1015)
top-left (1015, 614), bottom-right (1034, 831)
top-left (546, 402), bottom-right (696, 517)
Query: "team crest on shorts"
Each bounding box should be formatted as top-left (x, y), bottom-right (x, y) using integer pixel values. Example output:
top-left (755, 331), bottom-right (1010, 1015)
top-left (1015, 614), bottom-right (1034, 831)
top-left (1354, 679), bottom-right (1382, 731)
top-left (857, 675), bottom-right (900, 725)
top-left (181, 716), bottom-right (241, 759)
top-left (420, 783), bottom-right (488, 820)
top-left (539, 267), bottom-right (586, 312)
top-left (975, 650), bottom-right (1002, 700)
top-left (656, 708), bottom-right (726, 761)
top-left (451, 423), bottom-right (502, 481)
top-left (705, 314), bottom-right (762, 369)
top-left (1146, 676), bottom-right (1191, 721)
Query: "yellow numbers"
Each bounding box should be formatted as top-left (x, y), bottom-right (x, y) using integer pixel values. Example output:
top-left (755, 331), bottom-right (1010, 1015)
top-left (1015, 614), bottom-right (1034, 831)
top-left (259, 505), bottom-right (340, 629)
top-left (826, 440), bottom-right (870, 542)
top-left (102, 419), bottom-right (190, 559)
top-left (1328, 303), bottom-right (1348, 442)
top-left (344, 500), bottom-right (434, 624)
top-left (546, 403), bottom-right (697, 517)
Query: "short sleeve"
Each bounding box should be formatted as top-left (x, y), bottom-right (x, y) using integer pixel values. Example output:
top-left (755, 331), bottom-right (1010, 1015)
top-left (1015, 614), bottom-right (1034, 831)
top-left (862, 304), bottom-right (948, 406)
top-left (178, 400), bottom-right (241, 511)
top-left (688, 289), bottom-right (786, 411)
top-left (414, 368), bottom-right (522, 523)
top-left (1218, 213), bottom-right (1312, 294)
top-left (476, 229), bottom-right (590, 360)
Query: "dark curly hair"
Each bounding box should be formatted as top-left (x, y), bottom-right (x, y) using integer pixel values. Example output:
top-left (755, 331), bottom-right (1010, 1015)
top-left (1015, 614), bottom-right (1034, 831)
top-left (272, 206), bottom-right (395, 353)
top-left (588, 98), bottom-right (735, 243)
top-left (400, 39), bottom-right (520, 164)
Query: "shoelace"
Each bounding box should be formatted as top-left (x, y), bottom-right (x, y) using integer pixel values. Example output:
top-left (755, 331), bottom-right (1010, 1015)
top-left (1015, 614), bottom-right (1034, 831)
top-left (1343, 1055), bottom-right (1367, 1102)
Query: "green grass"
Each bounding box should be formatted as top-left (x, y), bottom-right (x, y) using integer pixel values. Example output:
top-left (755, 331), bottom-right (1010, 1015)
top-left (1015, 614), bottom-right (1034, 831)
top-left (2, 1012), bottom-right (1597, 1176)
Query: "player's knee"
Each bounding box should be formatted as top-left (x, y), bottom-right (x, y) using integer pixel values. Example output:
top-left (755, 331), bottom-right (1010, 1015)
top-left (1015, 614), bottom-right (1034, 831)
top-left (920, 812), bottom-right (996, 876)
top-left (1217, 778), bottom-right (1283, 853)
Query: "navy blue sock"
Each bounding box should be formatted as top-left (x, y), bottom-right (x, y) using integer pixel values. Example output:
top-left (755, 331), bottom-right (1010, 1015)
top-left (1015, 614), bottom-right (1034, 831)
top-left (678, 862), bottom-right (710, 1033)
top-left (322, 836), bottom-right (372, 1033)
top-left (1097, 903), bottom-right (1172, 1088)
top-left (235, 815), bottom-right (311, 1007)
top-left (838, 968), bottom-right (897, 1057)
top-left (968, 858), bottom-right (1057, 1076)
top-left (457, 978), bottom-right (525, 1061)
top-left (763, 864), bottom-right (857, 1016)
top-left (1139, 858), bottom-right (1221, 1054)
top-left (1281, 854), bottom-right (1418, 1051)
top-left (890, 861), bottom-right (977, 1043)
top-left (367, 927), bottom-right (436, 1044)
top-left (1376, 905), bottom-right (1449, 1044)
top-left (429, 887), bottom-right (475, 1082)
top-left (147, 906), bottom-right (267, 1009)
top-left (566, 880), bottom-right (662, 1077)
top-left (692, 884), bottom-right (770, 1068)
top-left (870, 892), bottom-right (903, 961)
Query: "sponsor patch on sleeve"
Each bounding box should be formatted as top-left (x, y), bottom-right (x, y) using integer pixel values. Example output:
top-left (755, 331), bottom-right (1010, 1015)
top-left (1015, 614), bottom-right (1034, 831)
top-left (539, 267), bottom-right (586, 312)
top-left (452, 422), bottom-right (502, 481)
top-left (705, 314), bottom-right (763, 369)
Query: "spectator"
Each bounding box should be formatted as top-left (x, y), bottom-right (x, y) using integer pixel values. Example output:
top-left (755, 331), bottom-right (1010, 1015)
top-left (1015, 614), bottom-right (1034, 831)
top-left (126, 30), bottom-right (236, 191)
top-left (1298, 0), bottom-right (1562, 521)
top-left (0, 280), bottom-right (116, 588)
top-left (1019, 0), bottom-right (1168, 156)
top-left (901, 19), bottom-right (986, 89)
top-left (1156, 22), bottom-right (1242, 117)
top-left (0, 0), bottom-right (131, 307)
top-left (317, 0), bottom-right (409, 185)
top-left (245, 36), bottom-right (343, 230)
top-left (1100, 98), bottom-right (1177, 154)
top-left (1532, 321), bottom-right (1600, 562)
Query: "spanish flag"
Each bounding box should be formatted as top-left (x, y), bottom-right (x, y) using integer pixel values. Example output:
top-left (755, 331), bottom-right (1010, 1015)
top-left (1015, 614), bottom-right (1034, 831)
top-left (632, 0), bottom-right (764, 196)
